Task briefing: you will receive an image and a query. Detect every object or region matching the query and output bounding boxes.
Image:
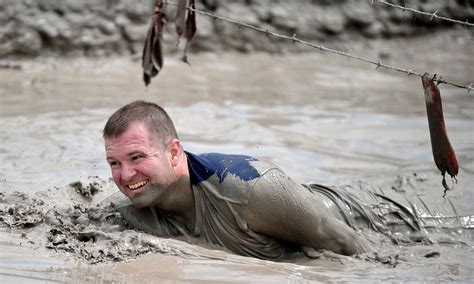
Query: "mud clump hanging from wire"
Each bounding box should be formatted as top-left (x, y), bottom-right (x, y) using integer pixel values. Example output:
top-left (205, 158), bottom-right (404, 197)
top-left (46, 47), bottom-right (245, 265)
top-left (421, 73), bottom-right (459, 197)
top-left (142, 0), bottom-right (196, 86)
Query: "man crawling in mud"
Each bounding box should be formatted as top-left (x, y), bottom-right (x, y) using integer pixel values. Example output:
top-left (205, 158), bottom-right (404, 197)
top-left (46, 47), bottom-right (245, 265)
top-left (103, 100), bottom-right (470, 259)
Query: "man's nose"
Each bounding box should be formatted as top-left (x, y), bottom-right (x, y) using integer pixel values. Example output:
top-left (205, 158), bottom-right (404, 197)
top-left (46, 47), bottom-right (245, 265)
top-left (121, 163), bottom-right (137, 181)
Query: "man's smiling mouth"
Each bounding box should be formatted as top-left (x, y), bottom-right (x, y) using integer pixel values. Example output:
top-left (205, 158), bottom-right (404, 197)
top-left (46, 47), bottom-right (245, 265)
top-left (127, 180), bottom-right (148, 190)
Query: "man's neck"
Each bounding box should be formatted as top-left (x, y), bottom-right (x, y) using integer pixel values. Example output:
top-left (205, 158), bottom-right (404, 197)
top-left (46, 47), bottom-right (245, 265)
top-left (167, 175), bottom-right (195, 218)
top-left (155, 153), bottom-right (195, 227)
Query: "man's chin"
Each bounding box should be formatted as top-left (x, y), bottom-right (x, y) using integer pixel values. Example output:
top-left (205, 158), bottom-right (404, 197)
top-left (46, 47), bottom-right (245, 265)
top-left (130, 195), bottom-right (153, 208)
top-left (128, 187), bottom-right (160, 208)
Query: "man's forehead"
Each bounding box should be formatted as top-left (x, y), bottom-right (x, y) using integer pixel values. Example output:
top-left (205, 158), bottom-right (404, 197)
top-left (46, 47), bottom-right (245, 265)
top-left (106, 125), bottom-right (149, 147)
top-left (104, 121), bottom-right (161, 153)
top-left (107, 121), bottom-right (148, 140)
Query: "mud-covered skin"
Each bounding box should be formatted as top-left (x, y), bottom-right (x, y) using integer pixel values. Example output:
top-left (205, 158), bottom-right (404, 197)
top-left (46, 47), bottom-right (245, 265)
top-left (421, 73), bottom-right (459, 196)
top-left (246, 168), bottom-right (373, 256)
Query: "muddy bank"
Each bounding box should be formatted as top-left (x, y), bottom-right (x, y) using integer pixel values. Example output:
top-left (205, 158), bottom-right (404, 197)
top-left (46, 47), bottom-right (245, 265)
top-left (1, 0), bottom-right (473, 58)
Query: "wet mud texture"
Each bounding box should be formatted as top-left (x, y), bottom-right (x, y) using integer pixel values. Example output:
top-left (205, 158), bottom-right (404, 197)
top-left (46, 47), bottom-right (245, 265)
top-left (69, 180), bottom-right (101, 198)
top-left (0, 181), bottom-right (217, 265)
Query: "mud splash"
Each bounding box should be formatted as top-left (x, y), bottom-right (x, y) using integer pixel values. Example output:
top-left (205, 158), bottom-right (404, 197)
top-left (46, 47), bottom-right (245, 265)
top-left (0, 178), bottom-right (221, 265)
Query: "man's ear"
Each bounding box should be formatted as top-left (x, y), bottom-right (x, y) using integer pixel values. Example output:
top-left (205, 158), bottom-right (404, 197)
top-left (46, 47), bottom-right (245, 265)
top-left (168, 138), bottom-right (182, 166)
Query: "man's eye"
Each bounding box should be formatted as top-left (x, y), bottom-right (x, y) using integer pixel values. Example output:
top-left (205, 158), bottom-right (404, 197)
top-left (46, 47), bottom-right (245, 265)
top-left (131, 154), bottom-right (144, 161)
top-left (109, 161), bottom-right (120, 167)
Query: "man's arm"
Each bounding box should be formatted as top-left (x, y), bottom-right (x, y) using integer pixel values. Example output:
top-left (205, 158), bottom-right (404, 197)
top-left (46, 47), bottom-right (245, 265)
top-left (246, 169), bottom-right (373, 255)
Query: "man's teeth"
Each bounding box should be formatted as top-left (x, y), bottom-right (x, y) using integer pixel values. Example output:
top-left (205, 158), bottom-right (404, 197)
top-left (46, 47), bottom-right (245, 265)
top-left (128, 181), bottom-right (147, 190)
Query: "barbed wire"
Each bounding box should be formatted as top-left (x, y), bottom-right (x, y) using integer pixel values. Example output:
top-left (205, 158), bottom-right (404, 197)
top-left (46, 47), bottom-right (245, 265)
top-left (374, 0), bottom-right (474, 27)
top-left (166, 1), bottom-right (473, 92)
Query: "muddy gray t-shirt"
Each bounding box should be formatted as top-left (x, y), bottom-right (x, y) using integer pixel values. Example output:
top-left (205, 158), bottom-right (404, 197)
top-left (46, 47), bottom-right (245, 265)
top-left (186, 151), bottom-right (293, 259)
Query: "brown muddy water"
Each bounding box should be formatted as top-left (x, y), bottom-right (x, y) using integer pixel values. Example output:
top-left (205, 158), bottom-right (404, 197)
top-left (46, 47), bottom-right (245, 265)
top-left (1, 32), bottom-right (473, 282)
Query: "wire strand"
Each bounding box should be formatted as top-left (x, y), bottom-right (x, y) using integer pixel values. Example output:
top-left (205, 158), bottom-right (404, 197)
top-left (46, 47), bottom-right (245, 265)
top-left (165, 1), bottom-right (473, 92)
top-left (374, 0), bottom-right (474, 28)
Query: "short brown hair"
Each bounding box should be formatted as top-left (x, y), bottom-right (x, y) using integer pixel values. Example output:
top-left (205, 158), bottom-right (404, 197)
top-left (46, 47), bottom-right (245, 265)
top-left (103, 100), bottom-right (178, 147)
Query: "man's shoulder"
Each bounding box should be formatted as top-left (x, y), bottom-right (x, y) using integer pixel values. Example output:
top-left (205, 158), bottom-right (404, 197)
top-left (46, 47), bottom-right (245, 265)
top-left (186, 151), bottom-right (279, 185)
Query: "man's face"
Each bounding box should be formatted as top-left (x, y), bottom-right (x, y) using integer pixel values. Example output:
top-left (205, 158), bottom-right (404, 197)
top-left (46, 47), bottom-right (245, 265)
top-left (105, 121), bottom-right (175, 208)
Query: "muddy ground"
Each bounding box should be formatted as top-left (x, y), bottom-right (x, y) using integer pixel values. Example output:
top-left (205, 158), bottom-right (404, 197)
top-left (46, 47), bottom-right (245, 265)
top-left (0, 30), bottom-right (473, 282)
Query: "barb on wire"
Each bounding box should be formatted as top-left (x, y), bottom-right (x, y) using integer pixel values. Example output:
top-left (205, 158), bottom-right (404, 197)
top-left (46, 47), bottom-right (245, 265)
top-left (166, 1), bottom-right (472, 91)
top-left (375, 0), bottom-right (474, 27)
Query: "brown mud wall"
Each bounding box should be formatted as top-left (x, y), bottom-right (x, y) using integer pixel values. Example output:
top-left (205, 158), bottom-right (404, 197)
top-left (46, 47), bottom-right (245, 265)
top-left (0, 0), bottom-right (473, 58)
